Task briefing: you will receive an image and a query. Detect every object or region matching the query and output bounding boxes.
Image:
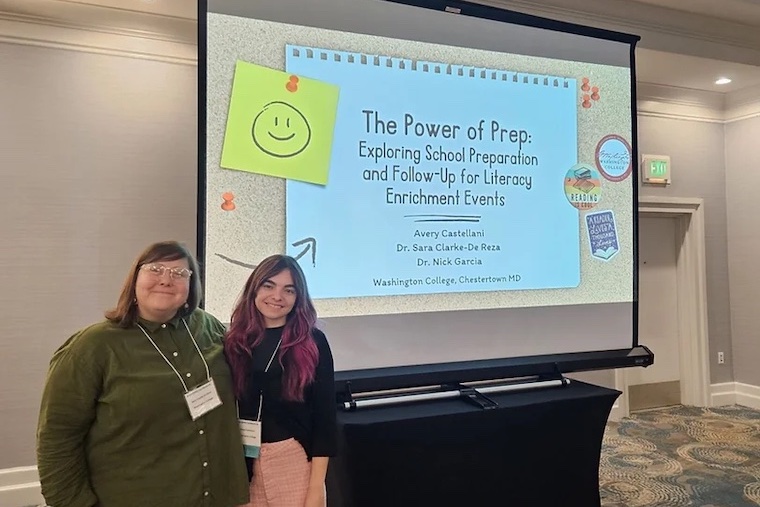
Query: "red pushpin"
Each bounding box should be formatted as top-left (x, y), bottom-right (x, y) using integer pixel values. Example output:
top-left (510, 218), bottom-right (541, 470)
top-left (581, 77), bottom-right (590, 92)
top-left (591, 86), bottom-right (600, 101)
top-left (582, 94), bottom-right (592, 109)
top-left (221, 192), bottom-right (235, 211)
top-left (286, 75), bottom-right (299, 93)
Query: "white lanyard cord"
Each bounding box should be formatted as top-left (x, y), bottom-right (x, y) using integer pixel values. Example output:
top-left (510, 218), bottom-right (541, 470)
top-left (182, 319), bottom-right (212, 381)
top-left (137, 318), bottom-right (212, 393)
top-left (257, 337), bottom-right (282, 422)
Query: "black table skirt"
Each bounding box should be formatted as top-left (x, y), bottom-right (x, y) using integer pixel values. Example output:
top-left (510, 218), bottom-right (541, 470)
top-left (326, 379), bottom-right (620, 507)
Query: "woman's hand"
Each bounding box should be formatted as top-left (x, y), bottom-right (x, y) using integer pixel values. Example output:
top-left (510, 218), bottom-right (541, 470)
top-left (303, 484), bottom-right (326, 507)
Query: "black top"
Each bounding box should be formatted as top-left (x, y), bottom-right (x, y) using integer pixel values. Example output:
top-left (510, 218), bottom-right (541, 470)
top-left (239, 326), bottom-right (337, 472)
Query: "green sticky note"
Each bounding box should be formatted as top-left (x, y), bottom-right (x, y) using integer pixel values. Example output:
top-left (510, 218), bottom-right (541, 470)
top-left (220, 60), bottom-right (339, 185)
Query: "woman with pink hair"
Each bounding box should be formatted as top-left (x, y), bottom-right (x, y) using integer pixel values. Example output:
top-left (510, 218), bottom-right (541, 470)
top-left (226, 254), bottom-right (337, 507)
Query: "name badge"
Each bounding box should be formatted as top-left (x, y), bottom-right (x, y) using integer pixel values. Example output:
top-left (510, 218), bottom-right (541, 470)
top-left (239, 419), bottom-right (262, 458)
top-left (184, 378), bottom-right (223, 421)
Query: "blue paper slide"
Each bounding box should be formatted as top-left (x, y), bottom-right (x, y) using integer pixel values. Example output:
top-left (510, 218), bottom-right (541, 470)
top-left (285, 45), bottom-right (579, 299)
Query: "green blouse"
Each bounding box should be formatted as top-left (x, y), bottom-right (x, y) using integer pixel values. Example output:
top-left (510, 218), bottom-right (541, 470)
top-left (36, 309), bottom-right (249, 507)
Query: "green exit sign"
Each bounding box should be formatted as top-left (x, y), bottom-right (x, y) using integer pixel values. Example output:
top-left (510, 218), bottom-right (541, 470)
top-left (642, 154), bottom-right (671, 184)
top-left (650, 160), bottom-right (668, 176)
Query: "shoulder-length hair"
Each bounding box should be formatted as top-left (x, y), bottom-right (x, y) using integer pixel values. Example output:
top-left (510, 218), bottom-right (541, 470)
top-left (105, 241), bottom-right (202, 328)
top-left (225, 254), bottom-right (318, 402)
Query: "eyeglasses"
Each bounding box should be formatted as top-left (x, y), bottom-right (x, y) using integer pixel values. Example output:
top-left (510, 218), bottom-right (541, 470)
top-left (141, 263), bottom-right (193, 280)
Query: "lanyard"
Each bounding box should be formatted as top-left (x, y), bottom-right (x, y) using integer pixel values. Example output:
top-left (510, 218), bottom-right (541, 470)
top-left (136, 318), bottom-right (211, 393)
top-left (256, 337), bottom-right (282, 422)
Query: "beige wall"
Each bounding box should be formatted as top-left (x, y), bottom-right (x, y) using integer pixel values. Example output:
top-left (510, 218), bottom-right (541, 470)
top-left (725, 115), bottom-right (760, 387)
top-left (637, 115), bottom-right (733, 384)
top-left (0, 42), bottom-right (197, 469)
top-left (574, 113), bottom-right (736, 392)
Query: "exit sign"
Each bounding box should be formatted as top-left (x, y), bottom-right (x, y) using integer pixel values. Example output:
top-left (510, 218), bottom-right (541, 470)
top-left (650, 160), bottom-right (667, 176)
top-left (641, 154), bottom-right (671, 185)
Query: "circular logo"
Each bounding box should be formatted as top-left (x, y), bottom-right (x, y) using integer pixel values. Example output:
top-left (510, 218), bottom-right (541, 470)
top-left (564, 163), bottom-right (601, 211)
top-left (595, 134), bottom-right (632, 182)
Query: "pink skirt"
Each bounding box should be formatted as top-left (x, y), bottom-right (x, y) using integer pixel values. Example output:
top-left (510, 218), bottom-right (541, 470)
top-left (239, 438), bottom-right (323, 507)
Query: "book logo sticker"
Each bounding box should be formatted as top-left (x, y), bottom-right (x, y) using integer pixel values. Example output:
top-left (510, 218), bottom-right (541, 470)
top-left (564, 163), bottom-right (601, 210)
top-left (585, 210), bottom-right (619, 261)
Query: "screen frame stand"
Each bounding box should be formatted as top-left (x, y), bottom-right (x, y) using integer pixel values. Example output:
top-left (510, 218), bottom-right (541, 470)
top-left (445, 383), bottom-right (500, 410)
top-left (335, 345), bottom-right (653, 410)
top-left (539, 362), bottom-right (566, 383)
top-left (337, 366), bottom-right (574, 412)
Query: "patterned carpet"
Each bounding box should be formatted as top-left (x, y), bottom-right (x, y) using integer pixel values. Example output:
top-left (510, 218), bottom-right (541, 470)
top-left (600, 405), bottom-right (760, 507)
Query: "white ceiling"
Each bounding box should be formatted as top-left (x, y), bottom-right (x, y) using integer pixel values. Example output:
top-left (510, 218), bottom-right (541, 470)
top-left (5, 0), bottom-right (760, 94)
top-left (631, 0), bottom-right (760, 92)
top-left (632, 0), bottom-right (760, 26)
top-left (637, 48), bottom-right (760, 94)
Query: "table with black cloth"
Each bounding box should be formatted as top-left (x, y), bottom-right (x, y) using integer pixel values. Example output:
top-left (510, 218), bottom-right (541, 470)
top-left (326, 379), bottom-right (620, 507)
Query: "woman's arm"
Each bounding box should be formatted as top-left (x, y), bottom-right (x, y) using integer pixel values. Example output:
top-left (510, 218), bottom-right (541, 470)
top-left (37, 335), bottom-right (101, 507)
top-left (309, 329), bottom-right (338, 458)
top-left (304, 456), bottom-right (329, 506)
top-left (304, 330), bottom-right (338, 506)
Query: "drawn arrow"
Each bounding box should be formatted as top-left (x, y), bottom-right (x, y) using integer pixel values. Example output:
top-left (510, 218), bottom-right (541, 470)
top-left (215, 241), bottom-right (316, 270)
top-left (292, 237), bottom-right (316, 267)
top-left (214, 253), bottom-right (256, 269)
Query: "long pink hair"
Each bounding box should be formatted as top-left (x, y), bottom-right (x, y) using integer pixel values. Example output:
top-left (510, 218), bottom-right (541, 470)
top-left (225, 255), bottom-right (319, 401)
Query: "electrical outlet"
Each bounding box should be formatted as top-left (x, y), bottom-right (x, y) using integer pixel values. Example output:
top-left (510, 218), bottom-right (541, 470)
top-left (718, 352), bottom-right (725, 364)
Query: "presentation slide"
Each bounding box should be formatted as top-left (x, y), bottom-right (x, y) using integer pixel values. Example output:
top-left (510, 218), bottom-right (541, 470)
top-left (278, 47), bottom-right (579, 299)
top-left (203, 0), bottom-right (636, 370)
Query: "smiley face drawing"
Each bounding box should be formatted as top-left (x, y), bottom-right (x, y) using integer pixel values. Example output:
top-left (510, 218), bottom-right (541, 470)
top-left (251, 101), bottom-right (312, 158)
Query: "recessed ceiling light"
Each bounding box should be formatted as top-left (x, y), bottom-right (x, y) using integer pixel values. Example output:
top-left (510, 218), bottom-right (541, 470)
top-left (715, 77), bottom-right (732, 85)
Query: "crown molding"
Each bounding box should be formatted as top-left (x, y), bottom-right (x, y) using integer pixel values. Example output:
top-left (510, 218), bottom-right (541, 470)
top-left (636, 82), bottom-right (726, 123)
top-left (0, 0), bottom-right (197, 60)
top-left (725, 83), bottom-right (760, 123)
top-left (635, 81), bottom-right (760, 123)
top-left (0, 10), bottom-right (196, 65)
top-left (53, 0), bottom-right (196, 21)
top-left (0, 0), bottom-right (196, 42)
top-left (637, 82), bottom-right (725, 110)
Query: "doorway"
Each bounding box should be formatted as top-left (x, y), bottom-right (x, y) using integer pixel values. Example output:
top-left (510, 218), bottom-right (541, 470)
top-left (629, 215), bottom-right (680, 411)
top-left (611, 196), bottom-right (710, 419)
